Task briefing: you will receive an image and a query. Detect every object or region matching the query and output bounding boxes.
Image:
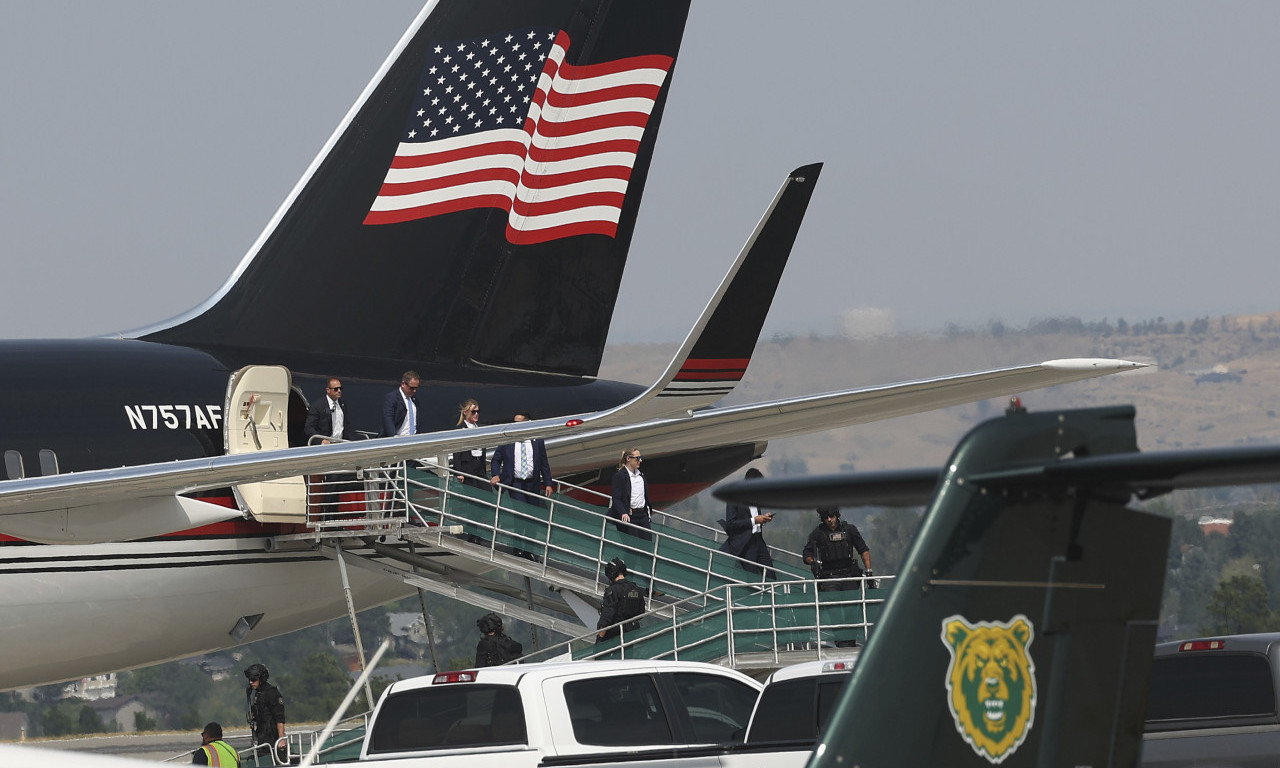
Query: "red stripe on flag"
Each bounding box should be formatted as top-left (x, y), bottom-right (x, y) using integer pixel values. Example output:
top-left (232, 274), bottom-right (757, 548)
top-left (530, 112), bottom-right (651, 139)
top-left (377, 166), bottom-right (521, 197)
top-left (526, 139), bottom-right (642, 164)
top-left (388, 140), bottom-right (529, 169)
top-left (511, 190), bottom-right (626, 218)
top-left (559, 54), bottom-right (674, 80)
top-left (515, 166), bottom-right (632, 191)
top-left (544, 82), bottom-right (665, 110)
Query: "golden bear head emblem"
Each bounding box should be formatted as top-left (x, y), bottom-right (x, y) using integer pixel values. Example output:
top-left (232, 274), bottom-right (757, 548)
top-left (941, 614), bottom-right (1036, 764)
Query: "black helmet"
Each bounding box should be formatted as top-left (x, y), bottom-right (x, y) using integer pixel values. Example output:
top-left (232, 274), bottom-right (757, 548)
top-left (244, 663), bottom-right (269, 682)
top-left (476, 612), bottom-right (503, 635)
top-left (604, 557), bottom-right (627, 581)
top-left (817, 506), bottom-right (841, 521)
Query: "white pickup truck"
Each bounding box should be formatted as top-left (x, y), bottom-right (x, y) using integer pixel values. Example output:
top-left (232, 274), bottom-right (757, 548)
top-left (359, 660), bottom-right (763, 766)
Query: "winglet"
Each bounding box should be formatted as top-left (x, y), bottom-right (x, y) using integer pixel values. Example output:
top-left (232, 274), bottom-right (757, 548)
top-left (605, 163), bottom-right (822, 424)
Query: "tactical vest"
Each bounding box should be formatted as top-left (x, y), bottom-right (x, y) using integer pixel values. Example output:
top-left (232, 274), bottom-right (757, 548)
top-left (477, 633), bottom-right (522, 666)
top-left (617, 580), bottom-right (646, 629)
top-left (816, 526), bottom-right (855, 569)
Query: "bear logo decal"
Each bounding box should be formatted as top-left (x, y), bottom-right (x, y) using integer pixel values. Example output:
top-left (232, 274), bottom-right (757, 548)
top-left (941, 614), bottom-right (1037, 763)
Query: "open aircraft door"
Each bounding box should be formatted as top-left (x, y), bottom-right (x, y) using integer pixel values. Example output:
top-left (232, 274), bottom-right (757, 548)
top-left (224, 365), bottom-right (306, 523)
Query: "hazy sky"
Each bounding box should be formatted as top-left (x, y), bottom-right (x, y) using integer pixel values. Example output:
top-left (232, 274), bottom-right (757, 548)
top-left (2, 2), bottom-right (1279, 343)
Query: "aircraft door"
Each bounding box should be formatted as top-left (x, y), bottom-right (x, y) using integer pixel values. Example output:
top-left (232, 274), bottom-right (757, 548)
top-left (225, 365), bottom-right (306, 523)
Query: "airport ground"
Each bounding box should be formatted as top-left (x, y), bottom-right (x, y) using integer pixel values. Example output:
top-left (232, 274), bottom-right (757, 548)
top-left (16, 727), bottom-right (250, 761)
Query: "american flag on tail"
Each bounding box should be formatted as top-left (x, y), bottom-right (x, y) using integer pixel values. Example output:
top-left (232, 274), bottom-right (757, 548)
top-left (364, 28), bottom-right (673, 245)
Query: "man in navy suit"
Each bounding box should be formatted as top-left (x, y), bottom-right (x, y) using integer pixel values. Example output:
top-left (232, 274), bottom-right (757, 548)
top-left (718, 467), bottom-right (775, 577)
top-left (490, 411), bottom-right (553, 506)
top-left (381, 371), bottom-right (422, 437)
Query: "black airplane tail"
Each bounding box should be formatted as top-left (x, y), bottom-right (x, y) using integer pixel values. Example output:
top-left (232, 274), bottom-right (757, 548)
top-left (137, 0), bottom-right (692, 378)
top-left (813, 407), bottom-right (1172, 767)
top-left (593, 163), bottom-right (822, 425)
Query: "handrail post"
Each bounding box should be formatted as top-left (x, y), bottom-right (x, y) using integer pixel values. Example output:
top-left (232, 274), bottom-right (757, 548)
top-left (725, 584), bottom-right (735, 661)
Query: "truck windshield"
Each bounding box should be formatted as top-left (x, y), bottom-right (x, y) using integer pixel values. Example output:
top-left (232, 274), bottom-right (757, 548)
top-left (368, 684), bottom-right (527, 753)
top-left (1146, 654), bottom-right (1276, 722)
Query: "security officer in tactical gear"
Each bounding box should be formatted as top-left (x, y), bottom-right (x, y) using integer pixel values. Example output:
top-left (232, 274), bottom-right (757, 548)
top-left (596, 558), bottom-right (647, 643)
top-left (803, 506), bottom-right (874, 592)
top-left (244, 663), bottom-right (286, 764)
top-left (475, 612), bottom-right (524, 667)
top-left (192, 721), bottom-right (239, 766)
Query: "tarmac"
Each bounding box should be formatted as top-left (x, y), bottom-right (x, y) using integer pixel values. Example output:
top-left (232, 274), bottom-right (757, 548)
top-left (9, 727), bottom-right (252, 762)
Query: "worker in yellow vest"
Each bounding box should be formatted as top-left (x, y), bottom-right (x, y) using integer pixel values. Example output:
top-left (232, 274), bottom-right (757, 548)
top-left (193, 721), bottom-right (240, 767)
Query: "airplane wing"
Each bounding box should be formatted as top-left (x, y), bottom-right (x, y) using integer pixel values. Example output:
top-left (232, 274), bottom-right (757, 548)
top-left (544, 357), bottom-right (1144, 474)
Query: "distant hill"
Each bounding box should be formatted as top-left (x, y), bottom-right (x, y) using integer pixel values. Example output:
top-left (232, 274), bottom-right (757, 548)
top-left (601, 312), bottom-right (1280, 486)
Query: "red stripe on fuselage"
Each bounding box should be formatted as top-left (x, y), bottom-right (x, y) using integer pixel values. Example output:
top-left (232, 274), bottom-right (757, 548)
top-left (0, 496), bottom-right (301, 544)
top-left (680, 358), bottom-right (750, 370)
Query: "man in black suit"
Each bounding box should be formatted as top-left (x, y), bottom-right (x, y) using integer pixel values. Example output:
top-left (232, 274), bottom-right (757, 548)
top-left (305, 377), bottom-right (357, 510)
top-left (304, 377), bottom-right (353, 444)
top-left (490, 412), bottom-right (553, 505)
top-left (718, 467), bottom-right (775, 577)
top-left (381, 371), bottom-right (422, 437)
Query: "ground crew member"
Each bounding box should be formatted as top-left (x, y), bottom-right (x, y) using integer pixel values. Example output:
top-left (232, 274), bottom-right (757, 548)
top-left (802, 506), bottom-right (874, 591)
top-left (244, 663), bottom-right (286, 763)
top-left (596, 558), bottom-right (647, 643)
top-left (192, 721), bottom-right (239, 766)
top-left (475, 612), bottom-right (524, 667)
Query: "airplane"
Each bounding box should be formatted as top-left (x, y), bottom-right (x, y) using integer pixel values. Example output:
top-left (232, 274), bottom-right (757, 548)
top-left (14, 404), bottom-right (1280, 767)
top-left (0, 0), bottom-right (1142, 691)
top-left (716, 403), bottom-right (1280, 766)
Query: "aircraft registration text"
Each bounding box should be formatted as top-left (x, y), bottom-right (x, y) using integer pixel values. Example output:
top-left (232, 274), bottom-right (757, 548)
top-left (124, 405), bottom-right (223, 430)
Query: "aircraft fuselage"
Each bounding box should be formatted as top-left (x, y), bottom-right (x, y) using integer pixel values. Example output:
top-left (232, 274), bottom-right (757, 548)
top-left (0, 337), bottom-right (643, 480)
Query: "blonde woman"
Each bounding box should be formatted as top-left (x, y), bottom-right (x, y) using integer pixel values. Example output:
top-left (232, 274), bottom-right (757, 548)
top-left (451, 399), bottom-right (486, 483)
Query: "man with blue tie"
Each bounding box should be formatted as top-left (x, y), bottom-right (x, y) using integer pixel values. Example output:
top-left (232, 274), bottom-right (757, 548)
top-left (381, 371), bottom-right (422, 437)
top-left (490, 411), bottom-right (553, 505)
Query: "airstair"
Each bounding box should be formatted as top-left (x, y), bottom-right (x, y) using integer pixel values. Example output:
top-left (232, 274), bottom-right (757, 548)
top-left (273, 463), bottom-right (892, 674)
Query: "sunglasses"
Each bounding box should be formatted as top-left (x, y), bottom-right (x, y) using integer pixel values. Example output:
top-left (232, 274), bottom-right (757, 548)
top-left (628, 455), bottom-right (642, 460)
top-left (328, 386), bottom-right (342, 391)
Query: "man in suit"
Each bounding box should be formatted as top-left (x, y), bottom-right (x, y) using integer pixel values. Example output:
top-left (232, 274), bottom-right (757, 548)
top-left (718, 467), bottom-right (775, 577)
top-left (609, 448), bottom-right (653, 541)
top-left (304, 377), bottom-right (353, 444)
top-left (490, 412), bottom-right (553, 505)
top-left (381, 371), bottom-right (422, 437)
top-left (305, 377), bottom-right (356, 510)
